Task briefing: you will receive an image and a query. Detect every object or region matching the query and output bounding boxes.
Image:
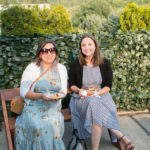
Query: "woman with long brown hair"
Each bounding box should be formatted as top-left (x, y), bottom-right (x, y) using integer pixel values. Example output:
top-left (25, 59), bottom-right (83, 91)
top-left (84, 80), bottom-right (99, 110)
top-left (69, 35), bottom-right (135, 150)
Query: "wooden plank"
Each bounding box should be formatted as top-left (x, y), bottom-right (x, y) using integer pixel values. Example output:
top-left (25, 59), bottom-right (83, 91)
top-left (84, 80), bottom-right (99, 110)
top-left (1, 88), bottom-right (20, 101)
top-left (1, 93), bottom-right (14, 150)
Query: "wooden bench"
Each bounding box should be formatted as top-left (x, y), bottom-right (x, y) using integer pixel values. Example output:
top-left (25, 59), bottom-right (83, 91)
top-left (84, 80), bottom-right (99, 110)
top-left (0, 88), bottom-right (71, 150)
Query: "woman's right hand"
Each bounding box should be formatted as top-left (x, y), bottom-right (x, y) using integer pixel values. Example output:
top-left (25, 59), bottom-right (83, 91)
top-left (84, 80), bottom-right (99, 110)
top-left (79, 88), bottom-right (83, 97)
top-left (70, 86), bottom-right (86, 98)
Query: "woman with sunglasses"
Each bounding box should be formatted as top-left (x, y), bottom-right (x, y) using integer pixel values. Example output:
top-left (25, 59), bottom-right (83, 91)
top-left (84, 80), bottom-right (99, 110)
top-left (14, 40), bottom-right (67, 150)
top-left (69, 35), bottom-right (135, 150)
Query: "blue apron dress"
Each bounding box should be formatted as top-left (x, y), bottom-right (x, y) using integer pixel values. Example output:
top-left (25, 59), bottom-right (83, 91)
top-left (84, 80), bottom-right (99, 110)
top-left (15, 67), bottom-right (65, 150)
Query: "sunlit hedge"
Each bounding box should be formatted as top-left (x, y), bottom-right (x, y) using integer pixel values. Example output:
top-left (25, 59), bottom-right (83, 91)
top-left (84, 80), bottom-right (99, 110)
top-left (120, 3), bottom-right (150, 32)
top-left (0, 5), bottom-right (73, 35)
top-left (101, 32), bottom-right (150, 110)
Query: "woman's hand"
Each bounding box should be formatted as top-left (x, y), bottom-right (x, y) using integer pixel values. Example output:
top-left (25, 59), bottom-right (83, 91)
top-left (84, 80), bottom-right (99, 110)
top-left (93, 92), bottom-right (101, 97)
top-left (79, 88), bottom-right (83, 97)
top-left (70, 86), bottom-right (88, 98)
top-left (42, 94), bottom-right (59, 102)
top-left (79, 89), bottom-right (89, 98)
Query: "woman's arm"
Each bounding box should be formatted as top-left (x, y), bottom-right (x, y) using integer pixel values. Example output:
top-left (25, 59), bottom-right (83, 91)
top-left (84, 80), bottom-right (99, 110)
top-left (70, 85), bottom-right (80, 93)
top-left (20, 63), bottom-right (61, 102)
top-left (25, 91), bottom-right (55, 102)
top-left (71, 85), bottom-right (110, 96)
top-left (70, 85), bottom-right (84, 97)
top-left (25, 91), bottom-right (43, 100)
top-left (97, 86), bottom-right (110, 96)
top-left (20, 63), bottom-right (43, 100)
top-left (97, 59), bottom-right (112, 96)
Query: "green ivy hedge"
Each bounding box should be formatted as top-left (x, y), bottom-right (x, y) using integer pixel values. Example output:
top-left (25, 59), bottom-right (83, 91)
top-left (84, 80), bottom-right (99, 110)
top-left (101, 31), bottom-right (150, 110)
top-left (0, 32), bottom-right (149, 122)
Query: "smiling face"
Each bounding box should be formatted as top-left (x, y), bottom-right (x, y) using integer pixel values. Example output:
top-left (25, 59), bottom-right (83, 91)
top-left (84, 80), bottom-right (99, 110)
top-left (40, 43), bottom-right (56, 65)
top-left (81, 37), bottom-right (96, 58)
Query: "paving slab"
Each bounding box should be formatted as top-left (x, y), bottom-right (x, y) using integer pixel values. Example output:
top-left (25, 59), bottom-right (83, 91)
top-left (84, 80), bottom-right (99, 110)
top-left (0, 125), bottom-right (8, 150)
top-left (131, 114), bottom-right (150, 135)
top-left (118, 115), bottom-right (150, 150)
top-left (63, 121), bottom-right (117, 150)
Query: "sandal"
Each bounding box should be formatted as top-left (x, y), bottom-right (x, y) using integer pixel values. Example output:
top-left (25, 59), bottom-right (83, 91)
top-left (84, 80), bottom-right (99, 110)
top-left (118, 135), bottom-right (125, 150)
top-left (108, 130), bottom-right (121, 149)
top-left (125, 141), bottom-right (135, 150)
top-left (118, 135), bottom-right (135, 150)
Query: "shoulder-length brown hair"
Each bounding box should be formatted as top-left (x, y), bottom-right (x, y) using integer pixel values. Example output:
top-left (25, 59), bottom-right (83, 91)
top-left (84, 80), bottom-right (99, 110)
top-left (35, 40), bottom-right (59, 66)
top-left (79, 34), bottom-right (103, 66)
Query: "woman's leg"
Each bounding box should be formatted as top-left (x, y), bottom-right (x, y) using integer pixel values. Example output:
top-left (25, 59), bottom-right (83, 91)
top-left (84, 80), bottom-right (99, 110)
top-left (91, 125), bottom-right (102, 150)
top-left (109, 128), bottom-right (135, 150)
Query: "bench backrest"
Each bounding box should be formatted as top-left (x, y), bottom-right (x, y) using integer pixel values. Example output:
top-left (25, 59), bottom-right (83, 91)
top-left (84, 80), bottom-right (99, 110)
top-left (1, 88), bottom-right (20, 150)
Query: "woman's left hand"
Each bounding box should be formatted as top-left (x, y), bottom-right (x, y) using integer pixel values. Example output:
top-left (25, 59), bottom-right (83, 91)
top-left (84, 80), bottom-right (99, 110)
top-left (93, 92), bottom-right (101, 97)
top-left (42, 94), bottom-right (60, 102)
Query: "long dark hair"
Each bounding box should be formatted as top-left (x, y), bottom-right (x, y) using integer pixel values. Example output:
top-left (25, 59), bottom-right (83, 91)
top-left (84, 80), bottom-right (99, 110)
top-left (35, 40), bottom-right (59, 66)
top-left (78, 34), bottom-right (103, 66)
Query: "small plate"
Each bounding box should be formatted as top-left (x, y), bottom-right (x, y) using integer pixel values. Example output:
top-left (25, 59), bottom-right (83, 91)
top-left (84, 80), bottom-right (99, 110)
top-left (46, 92), bottom-right (65, 100)
top-left (81, 87), bottom-right (99, 97)
top-left (82, 87), bottom-right (99, 91)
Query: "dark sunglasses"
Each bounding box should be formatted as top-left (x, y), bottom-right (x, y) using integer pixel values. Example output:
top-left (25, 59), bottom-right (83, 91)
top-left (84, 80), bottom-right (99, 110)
top-left (40, 48), bottom-right (56, 55)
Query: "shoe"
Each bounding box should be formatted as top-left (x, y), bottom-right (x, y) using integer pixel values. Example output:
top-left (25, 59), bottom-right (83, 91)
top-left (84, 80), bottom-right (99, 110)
top-left (108, 129), bottom-right (121, 149)
top-left (118, 135), bottom-right (135, 150)
top-left (112, 141), bottom-right (121, 149)
top-left (125, 141), bottom-right (135, 150)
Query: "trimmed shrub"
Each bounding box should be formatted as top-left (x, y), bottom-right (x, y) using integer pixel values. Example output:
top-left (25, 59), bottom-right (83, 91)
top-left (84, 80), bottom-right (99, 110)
top-left (0, 5), bottom-right (73, 35)
top-left (144, 5), bottom-right (150, 30)
top-left (1, 6), bottom-right (39, 35)
top-left (33, 5), bottom-right (73, 34)
top-left (120, 3), bottom-right (150, 32)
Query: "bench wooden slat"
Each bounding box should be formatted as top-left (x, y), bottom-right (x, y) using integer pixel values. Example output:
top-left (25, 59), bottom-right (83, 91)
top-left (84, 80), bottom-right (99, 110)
top-left (1, 88), bottom-right (20, 101)
top-left (1, 93), bottom-right (14, 150)
top-left (1, 88), bottom-right (71, 150)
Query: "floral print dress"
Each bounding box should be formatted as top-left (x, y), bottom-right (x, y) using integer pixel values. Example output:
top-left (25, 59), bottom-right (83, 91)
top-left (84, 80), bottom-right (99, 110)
top-left (15, 67), bottom-right (65, 150)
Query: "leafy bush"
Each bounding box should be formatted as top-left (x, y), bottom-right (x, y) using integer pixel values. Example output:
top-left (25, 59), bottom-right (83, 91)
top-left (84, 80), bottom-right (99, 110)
top-left (81, 14), bottom-right (104, 33)
top-left (81, 0), bottom-right (111, 18)
top-left (99, 15), bottom-right (120, 34)
top-left (0, 5), bottom-right (73, 35)
top-left (72, 0), bottom-right (112, 28)
top-left (144, 5), bottom-right (150, 30)
top-left (120, 3), bottom-right (150, 32)
top-left (1, 6), bottom-right (39, 35)
top-left (109, 32), bottom-right (150, 110)
top-left (33, 5), bottom-right (73, 34)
